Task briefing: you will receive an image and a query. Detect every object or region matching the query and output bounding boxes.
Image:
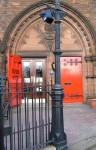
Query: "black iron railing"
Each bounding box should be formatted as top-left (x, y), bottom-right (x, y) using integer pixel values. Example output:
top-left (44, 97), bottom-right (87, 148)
top-left (0, 78), bottom-right (53, 150)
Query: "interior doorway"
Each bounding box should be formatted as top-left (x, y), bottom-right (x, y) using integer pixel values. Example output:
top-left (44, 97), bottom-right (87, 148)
top-left (22, 58), bottom-right (46, 83)
top-left (22, 58), bottom-right (46, 99)
top-left (60, 57), bottom-right (83, 103)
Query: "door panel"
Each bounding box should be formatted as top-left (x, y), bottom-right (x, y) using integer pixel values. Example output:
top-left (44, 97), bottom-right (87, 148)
top-left (23, 61), bottom-right (31, 83)
top-left (35, 60), bottom-right (43, 93)
top-left (7, 53), bottom-right (22, 106)
top-left (60, 57), bottom-right (83, 103)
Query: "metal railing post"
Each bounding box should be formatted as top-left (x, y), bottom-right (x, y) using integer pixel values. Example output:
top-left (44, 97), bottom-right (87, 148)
top-left (0, 76), bottom-right (5, 150)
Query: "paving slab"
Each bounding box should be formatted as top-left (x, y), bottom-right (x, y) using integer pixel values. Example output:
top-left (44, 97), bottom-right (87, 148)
top-left (40, 145), bottom-right (56, 150)
top-left (5, 103), bottom-right (96, 150)
top-left (40, 103), bottom-right (96, 150)
top-left (40, 137), bottom-right (96, 150)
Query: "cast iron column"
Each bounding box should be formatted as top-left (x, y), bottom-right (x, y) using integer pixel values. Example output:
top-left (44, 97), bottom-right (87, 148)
top-left (50, 0), bottom-right (67, 149)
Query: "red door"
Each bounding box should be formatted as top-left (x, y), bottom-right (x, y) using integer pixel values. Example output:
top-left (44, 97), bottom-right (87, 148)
top-left (7, 53), bottom-right (22, 106)
top-left (60, 57), bottom-right (83, 103)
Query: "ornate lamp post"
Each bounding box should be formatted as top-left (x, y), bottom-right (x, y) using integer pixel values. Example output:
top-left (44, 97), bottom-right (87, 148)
top-left (40, 0), bottom-right (67, 149)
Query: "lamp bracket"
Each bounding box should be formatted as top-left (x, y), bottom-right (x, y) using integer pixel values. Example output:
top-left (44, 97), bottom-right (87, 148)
top-left (42, 1), bottom-right (68, 20)
top-left (51, 62), bottom-right (55, 72)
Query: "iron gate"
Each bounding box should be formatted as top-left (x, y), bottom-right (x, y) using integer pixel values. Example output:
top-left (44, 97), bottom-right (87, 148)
top-left (0, 77), bottom-right (53, 150)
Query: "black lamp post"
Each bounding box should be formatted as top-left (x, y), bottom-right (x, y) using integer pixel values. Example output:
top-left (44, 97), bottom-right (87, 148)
top-left (40, 0), bottom-right (67, 149)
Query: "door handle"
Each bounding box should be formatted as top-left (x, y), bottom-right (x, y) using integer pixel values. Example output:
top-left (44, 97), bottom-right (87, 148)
top-left (64, 82), bottom-right (71, 85)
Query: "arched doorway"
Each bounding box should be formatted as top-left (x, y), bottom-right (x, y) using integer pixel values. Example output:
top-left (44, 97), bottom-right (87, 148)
top-left (1, 0), bottom-right (96, 103)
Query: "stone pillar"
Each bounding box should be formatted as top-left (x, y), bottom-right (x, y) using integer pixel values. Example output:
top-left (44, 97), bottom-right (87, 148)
top-left (85, 56), bottom-right (94, 103)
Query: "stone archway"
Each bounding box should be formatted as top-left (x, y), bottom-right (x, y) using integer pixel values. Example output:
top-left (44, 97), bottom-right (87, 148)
top-left (2, 1), bottom-right (95, 53)
top-left (1, 0), bottom-right (96, 102)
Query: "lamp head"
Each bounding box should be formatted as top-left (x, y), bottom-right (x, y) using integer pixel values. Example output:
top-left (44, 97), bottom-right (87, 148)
top-left (49, 70), bottom-right (54, 77)
top-left (40, 10), bottom-right (54, 24)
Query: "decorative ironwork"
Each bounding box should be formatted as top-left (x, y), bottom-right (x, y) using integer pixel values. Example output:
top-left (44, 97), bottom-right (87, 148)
top-left (63, 58), bottom-right (82, 66)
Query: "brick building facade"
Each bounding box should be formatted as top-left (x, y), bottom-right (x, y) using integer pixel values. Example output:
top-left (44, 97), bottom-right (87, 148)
top-left (0, 0), bottom-right (96, 103)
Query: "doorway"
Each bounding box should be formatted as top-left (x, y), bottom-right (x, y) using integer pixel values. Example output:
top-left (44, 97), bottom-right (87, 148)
top-left (60, 57), bottom-right (83, 103)
top-left (22, 58), bottom-right (46, 83)
top-left (22, 58), bottom-right (46, 99)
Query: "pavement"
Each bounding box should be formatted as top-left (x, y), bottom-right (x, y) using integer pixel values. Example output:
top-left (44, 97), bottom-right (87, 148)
top-left (4, 102), bottom-right (96, 150)
top-left (40, 103), bottom-right (96, 150)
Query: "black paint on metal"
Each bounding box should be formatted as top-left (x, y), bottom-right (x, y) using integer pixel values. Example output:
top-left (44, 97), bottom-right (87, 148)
top-left (0, 77), bottom-right (53, 150)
